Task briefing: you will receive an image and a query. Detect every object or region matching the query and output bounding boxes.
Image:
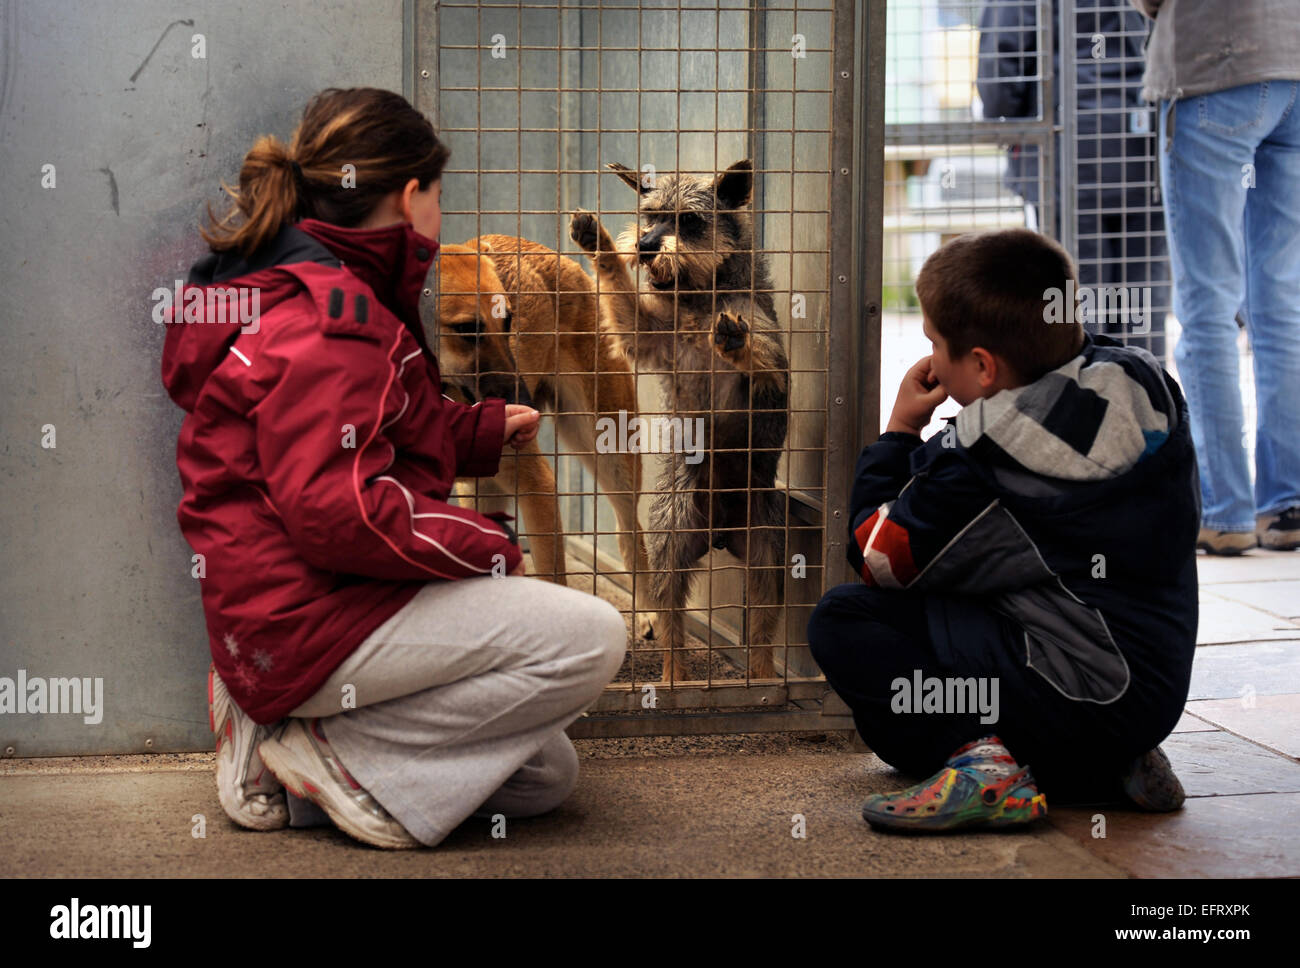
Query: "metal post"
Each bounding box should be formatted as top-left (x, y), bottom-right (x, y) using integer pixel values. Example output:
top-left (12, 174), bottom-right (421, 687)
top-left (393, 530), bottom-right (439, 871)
top-left (1057, 0), bottom-right (1076, 255)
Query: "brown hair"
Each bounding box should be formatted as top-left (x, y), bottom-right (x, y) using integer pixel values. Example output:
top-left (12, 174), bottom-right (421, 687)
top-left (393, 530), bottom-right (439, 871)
top-left (915, 228), bottom-right (1085, 384)
top-left (201, 87), bottom-right (450, 257)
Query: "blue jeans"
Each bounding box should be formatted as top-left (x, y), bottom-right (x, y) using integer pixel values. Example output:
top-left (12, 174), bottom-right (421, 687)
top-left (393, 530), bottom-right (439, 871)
top-left (1160, 81), bottom-right (1300, 531)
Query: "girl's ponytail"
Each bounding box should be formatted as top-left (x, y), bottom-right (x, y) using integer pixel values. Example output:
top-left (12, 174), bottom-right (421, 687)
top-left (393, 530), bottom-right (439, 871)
top-left (200, 134), bottom-right (303, 257)
top-left (200, 88), bottom-right (449, 258)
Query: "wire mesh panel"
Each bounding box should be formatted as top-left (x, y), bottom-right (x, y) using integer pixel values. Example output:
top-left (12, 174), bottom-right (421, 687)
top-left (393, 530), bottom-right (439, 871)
top-left (881, 0), bottom-right (1174, 440)
top-left (883, 0), bottom-right (1054, 435)
top-left (412, 0), bottom-right (865, 736)
top-left (1058, 0), bottom-right (1170, 364)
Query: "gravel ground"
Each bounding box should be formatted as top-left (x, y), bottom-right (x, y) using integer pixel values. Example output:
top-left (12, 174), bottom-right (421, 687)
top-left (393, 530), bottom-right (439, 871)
top-left (0, 732), bottom-right (859, 774)
top-left (574, 731), bottom-right (857, 759)
top-left (588, 564), bottom-right (765, 683)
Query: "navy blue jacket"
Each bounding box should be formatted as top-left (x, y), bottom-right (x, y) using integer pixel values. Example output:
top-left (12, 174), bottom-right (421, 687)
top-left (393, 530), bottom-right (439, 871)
top-left (848, 334), bottom-right (1198, 711)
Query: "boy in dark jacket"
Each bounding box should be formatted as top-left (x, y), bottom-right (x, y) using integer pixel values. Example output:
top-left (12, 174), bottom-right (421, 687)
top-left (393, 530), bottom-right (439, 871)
top-left (807, 228), bottom-right (1198, 831)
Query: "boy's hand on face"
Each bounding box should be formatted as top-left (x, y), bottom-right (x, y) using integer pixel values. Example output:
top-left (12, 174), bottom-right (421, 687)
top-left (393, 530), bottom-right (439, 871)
top-left (886, 355), bottom-right (948, 436)
top-left (503, 405), bottom-right (540, 450)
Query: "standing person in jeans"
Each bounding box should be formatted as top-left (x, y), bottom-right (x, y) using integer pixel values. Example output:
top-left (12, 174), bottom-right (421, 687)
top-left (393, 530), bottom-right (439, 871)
top-left (162, 87), bottom-right (627, 849)
top-left (1132, 0), bottom-right (1300, 553)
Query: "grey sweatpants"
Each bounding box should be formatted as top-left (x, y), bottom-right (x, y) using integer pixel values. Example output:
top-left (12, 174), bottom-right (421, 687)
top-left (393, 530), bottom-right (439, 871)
top-left (287, 575), bottom-right (627, 846)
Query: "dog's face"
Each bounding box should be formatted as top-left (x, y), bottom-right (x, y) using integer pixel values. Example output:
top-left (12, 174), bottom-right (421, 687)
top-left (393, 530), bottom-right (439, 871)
top-left (430, 244), bottom-right (532, 406)
top-left (610, 159), bottom-right (754, 291)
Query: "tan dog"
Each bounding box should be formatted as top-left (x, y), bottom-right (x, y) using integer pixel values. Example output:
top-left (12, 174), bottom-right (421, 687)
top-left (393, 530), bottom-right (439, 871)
top-left (427, 237), bottom-right (656, 640)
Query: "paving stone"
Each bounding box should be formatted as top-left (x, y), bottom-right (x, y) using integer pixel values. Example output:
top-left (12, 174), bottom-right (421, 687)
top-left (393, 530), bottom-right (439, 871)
top-left (1195, 597), bottom-right (1300, 645)
top-left (1185, 694), bottom-right (1300, 760)
top-left (1049, 793), bottom-right (1300, 878)
top-left (1161, 730), bottom-right (1300, 797)
top-left (1206, 581), bottom-right (1300, 622)
top-left (1188, 640), bottom-right (1300, 700)
top-left (1196, 549), bottom-right (1300, 586)
top-left (1170, 710), bottom-right (1217, 733)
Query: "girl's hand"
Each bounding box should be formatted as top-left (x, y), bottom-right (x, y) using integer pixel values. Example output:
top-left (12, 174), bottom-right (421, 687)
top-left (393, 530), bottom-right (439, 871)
top-left (509, 557), bottom-right (527, 577)
top-left (503, 405), bottom-right (540, 449)
top-left (886, 355), bottom-right (948, 436)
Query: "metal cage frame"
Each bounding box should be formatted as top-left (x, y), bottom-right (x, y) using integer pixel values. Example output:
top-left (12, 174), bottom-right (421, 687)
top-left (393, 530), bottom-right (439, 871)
top-left (401, 0), bottom-right (883, 737)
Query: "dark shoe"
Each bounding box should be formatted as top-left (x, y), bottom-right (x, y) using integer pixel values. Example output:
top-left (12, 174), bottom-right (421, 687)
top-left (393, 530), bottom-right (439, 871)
top-left (1257, 508), bottom-right (1300, 551)
top-left (1121, 746), bottom-right (1186, 812)
top-left (1197, 528), bottom-right (1257, 555)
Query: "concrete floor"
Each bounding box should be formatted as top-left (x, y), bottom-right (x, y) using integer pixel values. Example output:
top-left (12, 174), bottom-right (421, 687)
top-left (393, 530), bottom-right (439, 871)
top-left (3, 550), bottom-right (1297, 878)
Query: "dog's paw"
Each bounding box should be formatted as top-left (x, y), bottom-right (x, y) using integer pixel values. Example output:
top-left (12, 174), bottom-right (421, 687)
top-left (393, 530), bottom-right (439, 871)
top-left (635, 610), bottom-right (658, 641)
top-left (569, 209), bottom-right (607, 254)
top-left (713, 311), bottom-right (751, 364)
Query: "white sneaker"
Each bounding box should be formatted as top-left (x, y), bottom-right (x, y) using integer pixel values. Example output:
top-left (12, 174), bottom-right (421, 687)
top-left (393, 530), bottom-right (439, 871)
top-left (258, 718), bottom-right (421, 849)
top-left (209, 664), bottom-right (288, 830)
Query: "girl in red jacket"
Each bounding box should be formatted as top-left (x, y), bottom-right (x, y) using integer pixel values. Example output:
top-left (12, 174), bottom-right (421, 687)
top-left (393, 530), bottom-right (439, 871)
top-left (162, 88), bottom-right (627, 848)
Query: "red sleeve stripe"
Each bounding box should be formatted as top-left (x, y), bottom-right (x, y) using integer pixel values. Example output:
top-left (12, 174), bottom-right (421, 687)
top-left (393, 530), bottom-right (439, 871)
top-left (854, 504), bottom-right (918, 589)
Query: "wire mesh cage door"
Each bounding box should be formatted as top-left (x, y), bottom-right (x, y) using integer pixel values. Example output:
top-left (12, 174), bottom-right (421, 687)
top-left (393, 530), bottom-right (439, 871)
top-left (1058, 0), bottom-right (1172, 366)
top-left (881, 0), bottom-right (1057, 440)
top-left (409, 0), bottom-right (867, 737)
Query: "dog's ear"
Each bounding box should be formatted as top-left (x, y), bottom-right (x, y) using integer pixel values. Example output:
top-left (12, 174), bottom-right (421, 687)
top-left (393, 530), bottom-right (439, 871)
top-left (714, 159), bottom-right (753, 209)
top-left (607, 162), bottom-right (647, 195)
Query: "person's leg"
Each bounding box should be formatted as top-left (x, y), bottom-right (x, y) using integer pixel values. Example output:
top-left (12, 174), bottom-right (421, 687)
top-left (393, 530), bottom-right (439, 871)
top-left (1241, 81), bottom-right (1300, 523)
top-left (809, 584), bottom-right (1182, 805)
top-left (288, 576), bottom-right (626, 846)
top-left (1076, 211), bottom-right (1102, 337)
top-left (472, 730), bottom-right (579, 820)
top-left (810, 586), bottom-right (1048, 830)
top-left (807, 583), bottom-right (987, 777)
top-left (1160, 87), bottom-right (1266, 533)
top-left (1098, 215), bottom-right (1129, 339)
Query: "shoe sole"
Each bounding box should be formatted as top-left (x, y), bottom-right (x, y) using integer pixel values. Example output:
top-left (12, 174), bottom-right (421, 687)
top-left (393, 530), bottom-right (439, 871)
top-left (210, 667), bottom-right (288, 832)
top-left (863, 800), bottom-right (1048, 833)
top-left (1258, 534), bottom-right (1300, 551)
top-left (1198, 530), bottom-right (1258, 556)
top-left (862, 770), bottom-right (1048, 833)
top-left (258, 732), bottom-right (420, 850)
top-left (1197, 540), bottom-right (1256, 556)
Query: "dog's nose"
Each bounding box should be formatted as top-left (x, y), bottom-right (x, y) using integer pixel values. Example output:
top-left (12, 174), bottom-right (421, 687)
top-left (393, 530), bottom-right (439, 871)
top-left (479, 372), bottom-right (534, 409)
top-left (638, 228), bottom-right (663, 253)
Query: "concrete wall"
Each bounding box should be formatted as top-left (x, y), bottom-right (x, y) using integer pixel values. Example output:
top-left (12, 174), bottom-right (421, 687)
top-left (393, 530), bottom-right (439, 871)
top-left (0, 0), bottom-right (405, 755)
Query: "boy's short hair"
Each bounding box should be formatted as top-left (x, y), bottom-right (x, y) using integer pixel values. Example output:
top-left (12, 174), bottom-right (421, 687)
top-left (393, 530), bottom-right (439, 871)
top-left (915, 228), bottom-right (1085, 384)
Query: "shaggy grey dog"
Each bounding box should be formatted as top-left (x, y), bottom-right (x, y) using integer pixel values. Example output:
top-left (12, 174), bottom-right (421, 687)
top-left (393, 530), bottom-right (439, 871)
top-left (570, 159), bottom-right (790, 679)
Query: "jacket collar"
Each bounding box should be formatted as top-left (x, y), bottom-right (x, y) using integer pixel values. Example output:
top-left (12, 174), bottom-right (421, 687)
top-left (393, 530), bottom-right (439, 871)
top-left (294, 218), bottom-right (439, 331)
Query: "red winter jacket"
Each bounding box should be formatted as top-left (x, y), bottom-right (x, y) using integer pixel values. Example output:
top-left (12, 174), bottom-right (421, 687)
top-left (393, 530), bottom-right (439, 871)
top-left (161, 217), bottom-right (523, 723)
